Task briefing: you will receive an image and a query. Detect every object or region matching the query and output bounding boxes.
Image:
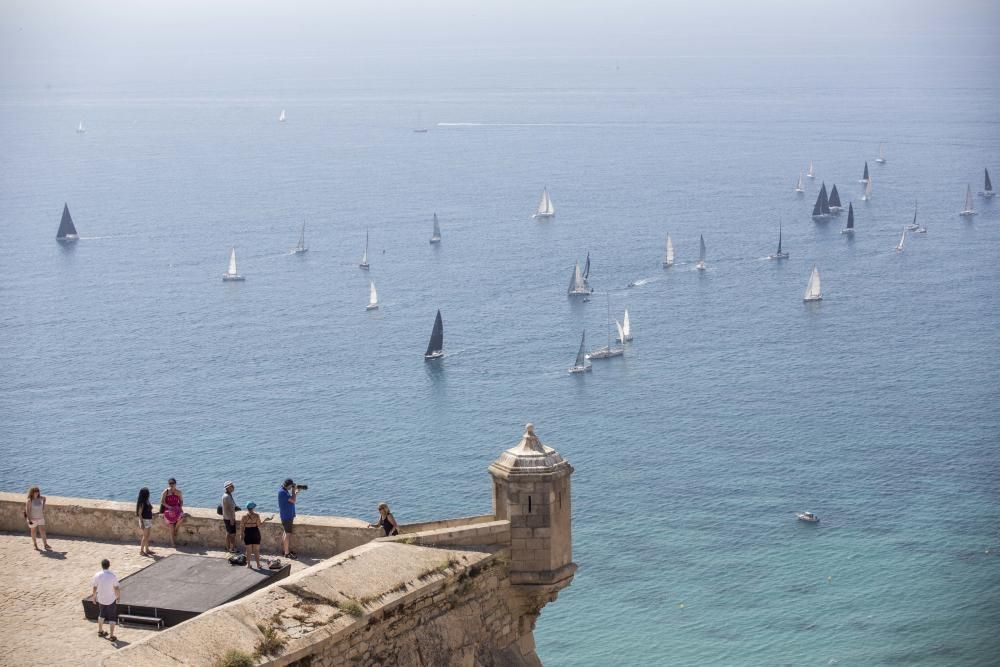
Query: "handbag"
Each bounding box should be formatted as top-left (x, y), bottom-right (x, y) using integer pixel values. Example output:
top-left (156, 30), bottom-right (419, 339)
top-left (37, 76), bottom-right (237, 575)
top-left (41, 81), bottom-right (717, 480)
top-left (217, 504), bottom-right (224, 516)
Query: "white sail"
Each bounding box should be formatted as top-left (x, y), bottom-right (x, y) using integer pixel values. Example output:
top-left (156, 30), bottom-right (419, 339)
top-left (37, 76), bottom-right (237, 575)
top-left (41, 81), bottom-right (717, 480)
top-left (896, 227), bottom-right (906, 252)
top-left (430, 213), bottom-right (441, 242)
top-left (279, 109), bottom-right (286, 122)
top-left (568, 261), bottom-right (590, 294)
top-left (795, 172), bottom-right (804, 192)
top-left (961, 184), bottom-right (976, 215)
top-left (534, 188), bottom-right (555, 218)
top-left (623, 308), bottom-right (631, 338)
top-left (666, 236), bottom-right (674, 265)
top-left (615, 320), bottom-right (625, 343)
top-left (862, 173), bottom-right (873, 200)
top-left (360, 230), bottom-right (370, 267)
top-left (76, 121), bottom-right (85, 133)
top-left (803, 266), bottom-right (822, 301)
top-left (369, 281), bottom-right (378, 306)
top-left (807, 161), bottom-right (815, 178)
top-left (228, 247), bottom-right (238, 275)
top-left (877, 143), bottom-right (885, 162)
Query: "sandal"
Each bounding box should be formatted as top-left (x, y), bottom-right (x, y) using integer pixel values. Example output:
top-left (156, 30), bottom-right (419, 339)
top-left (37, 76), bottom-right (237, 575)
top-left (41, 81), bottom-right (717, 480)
top-left (285, 552), bottom-right (297, 560)
top-left (98, 630), bottom-right (108, 638)
top-left (108, 635), bottom-right (118, 642)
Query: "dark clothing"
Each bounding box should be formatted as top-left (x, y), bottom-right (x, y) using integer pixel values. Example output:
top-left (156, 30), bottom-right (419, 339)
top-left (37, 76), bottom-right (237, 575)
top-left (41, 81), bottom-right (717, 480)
top-left (224, 519), bottom-right (237, 535)
top-left (138, 502), bottom-right (152, 520)
top-left (99, 602), bottom-right (118, 623)
top-left (243, 527), bottom-right (261, 545)
top-left (380, 514), bottom-right (399, 536)
top-left (281, 519), bottom-right (294, 533)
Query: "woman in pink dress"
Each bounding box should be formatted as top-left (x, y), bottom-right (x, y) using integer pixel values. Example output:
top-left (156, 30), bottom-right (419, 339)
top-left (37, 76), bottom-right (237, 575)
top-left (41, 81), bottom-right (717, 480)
top-left (159, 478), bottom-right (186, 547)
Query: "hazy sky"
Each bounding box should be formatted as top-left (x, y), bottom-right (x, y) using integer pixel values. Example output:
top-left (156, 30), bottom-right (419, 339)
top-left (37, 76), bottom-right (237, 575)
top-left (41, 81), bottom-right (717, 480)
top-left (2, 1), bottom-right (998, 92)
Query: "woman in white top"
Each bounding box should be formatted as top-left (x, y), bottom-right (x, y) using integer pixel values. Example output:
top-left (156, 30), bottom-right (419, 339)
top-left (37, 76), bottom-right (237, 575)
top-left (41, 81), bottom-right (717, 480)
top-left (25, 486), bottom-right (51, 550)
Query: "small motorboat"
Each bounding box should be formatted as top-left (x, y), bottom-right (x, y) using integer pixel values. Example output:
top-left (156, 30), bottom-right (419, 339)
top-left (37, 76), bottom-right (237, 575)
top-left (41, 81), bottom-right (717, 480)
top-left (796, 511), bottom-right (819, 523)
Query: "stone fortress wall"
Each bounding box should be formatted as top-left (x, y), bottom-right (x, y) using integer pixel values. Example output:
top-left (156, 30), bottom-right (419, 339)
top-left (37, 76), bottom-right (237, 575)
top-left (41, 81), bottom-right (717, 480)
top-left (2, 423), bottom-right (575, 667)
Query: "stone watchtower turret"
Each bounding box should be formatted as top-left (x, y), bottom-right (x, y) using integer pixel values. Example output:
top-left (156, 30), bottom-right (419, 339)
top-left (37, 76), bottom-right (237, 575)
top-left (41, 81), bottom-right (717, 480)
top-left (489, 423), bottom-right (576, 607)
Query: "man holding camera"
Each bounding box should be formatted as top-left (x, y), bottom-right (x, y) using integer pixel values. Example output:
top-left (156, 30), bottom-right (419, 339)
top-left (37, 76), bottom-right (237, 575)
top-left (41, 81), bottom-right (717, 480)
top-left (278, 478), bottom-right (300, 559)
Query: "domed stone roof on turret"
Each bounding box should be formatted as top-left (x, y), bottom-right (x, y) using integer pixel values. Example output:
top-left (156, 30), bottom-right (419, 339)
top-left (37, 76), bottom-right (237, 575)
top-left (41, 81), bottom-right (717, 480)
top-left (489, 424), bottom-right (573, 477)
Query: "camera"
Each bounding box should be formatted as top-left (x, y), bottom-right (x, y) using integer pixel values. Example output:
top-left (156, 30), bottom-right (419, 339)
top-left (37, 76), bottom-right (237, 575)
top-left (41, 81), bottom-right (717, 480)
top-left (295, 484), bottom-right (308, 491)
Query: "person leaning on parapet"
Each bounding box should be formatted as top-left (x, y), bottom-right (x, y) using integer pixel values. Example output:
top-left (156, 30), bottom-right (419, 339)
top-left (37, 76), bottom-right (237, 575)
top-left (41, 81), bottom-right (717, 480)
top-left (221, 481), bottom-right (241, 553)
top-left (278, 478), bottom-right (298, 559)
top-left (91, 558), bottom-right (120, 642)
top-left (24, 485), bottom-right (52, 551)
top-left (368, 502), bottom-right (399, 537)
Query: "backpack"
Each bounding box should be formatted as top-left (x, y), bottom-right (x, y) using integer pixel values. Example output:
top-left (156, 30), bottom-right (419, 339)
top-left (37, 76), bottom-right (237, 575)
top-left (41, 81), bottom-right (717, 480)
top-left (229, 553), bottom-right (247, 566)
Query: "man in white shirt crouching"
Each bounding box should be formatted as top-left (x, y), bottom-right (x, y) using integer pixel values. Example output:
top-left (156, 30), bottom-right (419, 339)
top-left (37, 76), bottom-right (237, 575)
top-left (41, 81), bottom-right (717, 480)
top-left (91, 559), bottom-right (120, 642)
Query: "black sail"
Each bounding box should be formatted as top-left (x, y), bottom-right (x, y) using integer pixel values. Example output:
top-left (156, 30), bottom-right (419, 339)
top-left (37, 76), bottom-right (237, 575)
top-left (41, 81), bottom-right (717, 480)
top-left (986, 168), bottom-right (993, 192)
top-left (813, 183), bottom-right (829, 216)
top-left (425, 310), bottom-right (444, 357)
top-left (56, 203), bottom-right (78, 239)
top-left (846, 202), bottom-right (854, 229)
top-left (777, 223), bottom-right (783, 253)
top-left (863, 162), bottom-right (869, 181)
top-left (583, 252), bottom-right (591, 279)
top-left (829, 184), bottom-right (842, 208)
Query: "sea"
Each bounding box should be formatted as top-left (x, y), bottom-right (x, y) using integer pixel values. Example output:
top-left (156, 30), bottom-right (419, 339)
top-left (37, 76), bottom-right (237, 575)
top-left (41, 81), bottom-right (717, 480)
top-left (1, 54), bottom-right (998, 665)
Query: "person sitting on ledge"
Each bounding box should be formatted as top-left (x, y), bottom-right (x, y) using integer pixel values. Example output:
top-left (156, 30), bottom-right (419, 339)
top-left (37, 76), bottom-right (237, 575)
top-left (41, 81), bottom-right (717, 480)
top-left (160, 478), bottom-right (186, 547)
top-left (369, 502), bottom-right (399, 536)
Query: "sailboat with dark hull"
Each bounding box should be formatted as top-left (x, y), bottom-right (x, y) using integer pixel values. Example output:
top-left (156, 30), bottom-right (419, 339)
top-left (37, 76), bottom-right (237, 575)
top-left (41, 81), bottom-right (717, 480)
top-left (424, 310), bottom-right (444, 360)
top-left (56, 203), bottom-right (79, 242)
top-left (828, 184), bottom-right (842, 214)
top-left (979, 168), bottom-right (994, 198)
top-left (568, 331), bottom-right (592, 374)
top-left (769, 223), bottom-right (789, 260)
top-left (841, 202), bottom-right (855, 234)
top-left (812, 182), bottom-right (831, 220)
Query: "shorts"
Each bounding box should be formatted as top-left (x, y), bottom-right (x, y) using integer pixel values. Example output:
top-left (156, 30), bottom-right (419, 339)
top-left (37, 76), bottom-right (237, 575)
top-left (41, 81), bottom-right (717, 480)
top-left (99, 602), bottom-right (118, 623)
top-left (224, 519), bottom-right (237, 535)
top-left (28, 517), bottom-right (45, 526)
top-left (139, 518), bottom-right (152, 529)
top-left (281, 519), bottom-right (294, 534)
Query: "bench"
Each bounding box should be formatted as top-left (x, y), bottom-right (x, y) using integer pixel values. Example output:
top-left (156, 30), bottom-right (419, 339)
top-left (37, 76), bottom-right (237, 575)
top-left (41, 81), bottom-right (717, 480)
top-left (118, 613), bottom-right (164, 629)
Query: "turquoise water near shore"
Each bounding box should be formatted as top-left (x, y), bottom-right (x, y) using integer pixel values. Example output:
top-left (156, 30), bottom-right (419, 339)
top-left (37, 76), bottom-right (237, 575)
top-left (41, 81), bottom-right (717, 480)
top-left (1, 55), bottom-right (998, 664)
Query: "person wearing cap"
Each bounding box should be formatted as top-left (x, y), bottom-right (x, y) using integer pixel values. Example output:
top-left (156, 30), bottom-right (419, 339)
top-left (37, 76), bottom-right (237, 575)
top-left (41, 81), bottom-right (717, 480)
top-left (239, 502), bottom-right (268, 568)
top-left (221, 481), bottom-right (241, 553)
top-left (278, 479), bottom-right (297, 559)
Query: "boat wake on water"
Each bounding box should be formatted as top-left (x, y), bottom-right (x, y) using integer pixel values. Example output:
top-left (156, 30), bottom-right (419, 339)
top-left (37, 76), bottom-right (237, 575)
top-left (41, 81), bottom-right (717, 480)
top-left (627, 278), bottom-right (650, 287)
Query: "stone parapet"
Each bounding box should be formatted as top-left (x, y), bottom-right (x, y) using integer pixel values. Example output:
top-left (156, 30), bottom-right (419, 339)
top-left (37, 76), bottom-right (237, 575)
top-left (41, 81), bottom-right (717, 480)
top-left (377, 519), bottom-right (511, 549)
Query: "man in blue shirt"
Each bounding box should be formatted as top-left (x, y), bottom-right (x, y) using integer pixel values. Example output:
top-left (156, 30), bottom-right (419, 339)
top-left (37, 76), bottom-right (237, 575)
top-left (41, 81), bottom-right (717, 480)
top-left (278, 478), bottom-right (298, 559)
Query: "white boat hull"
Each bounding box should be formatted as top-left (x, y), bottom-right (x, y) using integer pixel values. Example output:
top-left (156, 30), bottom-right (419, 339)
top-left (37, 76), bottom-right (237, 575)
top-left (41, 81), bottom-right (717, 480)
top-left (568, 289), bottom-right (593, 296)
top-left (293, 248), bottom-right (308, 254)
top-left (424, 351), bottom-right (444, 360)
top-left (803, 296), bottom-right (821, 302)
top-left (533, 213), bottom-right (555, 220)
top-left (56, 235), bottom-right (79, 243)
top-left (797, 513), bottom-right (820, 523)
top-left (812, 214), bottom-right (830, 221)
top-left (568, 364), bottom-right (592, 374)
top-left (769, 252), bottom-right (789, 260)
top-left (875, 158), bottom-right (886, 164)
top-left (696, 261), bottom-right (706, 271)
top-left (586, 347), bottom-right (624, 360)
top-left (979, 191), bottom-right (995, 198)
top-left (841, 229), bottom-right (854, 235)
top-left (366, 304), bottom-right (379, 311)
top-left (959, 211), bottom-right (976, 217)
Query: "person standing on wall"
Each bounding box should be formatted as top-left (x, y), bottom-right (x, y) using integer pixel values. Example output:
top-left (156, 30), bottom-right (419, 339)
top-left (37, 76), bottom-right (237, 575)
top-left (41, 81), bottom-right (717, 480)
top-left (91, 558), bottom-right (120, 642)
top-left (221, 481), bottom-right (241, 553)
top-left (278, 478), bottom-right (298, 559)
top-left (25, 486), bottom-right (52, 551)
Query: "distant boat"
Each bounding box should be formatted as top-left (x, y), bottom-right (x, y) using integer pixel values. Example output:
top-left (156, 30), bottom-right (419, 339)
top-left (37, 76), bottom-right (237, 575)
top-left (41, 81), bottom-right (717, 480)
top-left (587, 294), bottom-right (625, 360)
top-left (424, 310), bottom-right (444, 360)
top-left (568, 331), bottom-right (592, 374)
top-left (366, 281), bottom-right (379, 311)
top-left (861, 172), bottom-right (873, 201)
top-left (795, 172), bottom-right (805, 193)
top-left (222, 247), bottom-right (245, 282)
top-left (979, 168), bottom-right (994, 198)
top-left (359, 230), bottom-right (370, 269)
top-left (905, 202), bottom-right (920, 231)
top-left (895, 227), bottom-right (906, 253)
top-left (615, 307), bottom-right (633, 343)
top-left (567, 259), bottom-right (593, 295)
top-left (413, 111), bottom-right (429, 133)
top-left (875, 142), bottom-right (886, 164)
top-left (769, 222), bottom-right (789, 260)
top-left (662, 235), bottom-right (675, 267)
top-left (860, 161), bottom-right (869, 183)
top-left (803, 266), bottom-right (822, 302)
top-left (533, 187), bottom-right (555, 219)
top-left (583, 252), bottom-right (591, 280)
top-left (696, 234), bottom-right (706, 271)
top-left (841, 202), bottom-right (855, 234)
top-left (959, 184), bottom-right (977, 217)
top-left (797, 512), bottom-right (820, 523)
top-left (429, 213), bottom-right (441, 244)
top-left (807, 161), bottom-right (815, 179)
top-left (292, 224), bottom-right (308, 254)
top-left (828, 184), bottom-right (842, 213)
top-left (76, 121), bottom-right (85, 134)
top-left (279, 109), bottom-right (286, 123)
top-left (55, 203), bottom-right (79, 242)
top-left (812, 182), bottom-right (831, 220)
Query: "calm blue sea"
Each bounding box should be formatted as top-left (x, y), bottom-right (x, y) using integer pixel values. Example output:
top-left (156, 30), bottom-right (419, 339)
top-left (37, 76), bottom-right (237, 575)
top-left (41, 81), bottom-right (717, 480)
top-left (1, 55), bottom-right (998, 665)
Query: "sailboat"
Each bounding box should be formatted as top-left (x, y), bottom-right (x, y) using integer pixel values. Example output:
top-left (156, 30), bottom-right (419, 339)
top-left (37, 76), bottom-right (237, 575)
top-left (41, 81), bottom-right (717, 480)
top-left (979, 168), bottom-right (994, 198)
top-left (615, 307), bottom-right (633, 343)
top-left (279, 109), bottom-right (286, 123)
top-left (429, 213), bottom-right (441, 244)
top-left (533, 187), bottom-right (555, 219)
top-left (811, 182), bottom-right (831, 220)
top-left (959, 184), bottom-right (977, 217)
top-left (413, 111), bottom-right (429, 133)
top-left (222, 247), bottom-right (245, 282)
top-left (860, 161), bottom-right (870, 183)
top-left (359, 230), bottom-right (370, 269)
top-left (795, 172), bottom-right (805, 193)
top-left (696, 234), bottom-right (707, 271)
top-left (895, 227), bottom-right (906, 252)
top-left (828, 184), bottom-right (842, 214)
top-left (905, 202), bottom-right (920, 231)
top-left (55, 203), bottom-right (79, 242)
top-left (875, 142), bottom-right (886, 164)
top-left (769, 222), bottom-right (789, 259)
top-left (807, 161), bottom-right (816, 179)
top-left (292, 224), bottom-right (308, 254)
top-left (662, 235), bottom-right (675, 268)
top-left (587, 294), bottom-right (625, 359)
top-left (567, 260), bottom-right (593, 295)
top-left (424, 310), bottom-right (444, 360)
top-left (861, 172), bottom-right (873, 201)
top-left (803, 266), bottom-right (822, 302)
top-left (76, 121), bottom-right (85, 134)
top-left (568, 331), bottom-right (592, 374)
top-left (583, 252), bottom-right (591, 280)
top-left (366, 281), bottom-right (379, 311)
top-left (841, 202), bottom-right (855, 234)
